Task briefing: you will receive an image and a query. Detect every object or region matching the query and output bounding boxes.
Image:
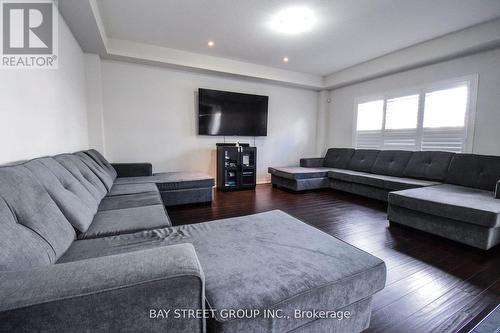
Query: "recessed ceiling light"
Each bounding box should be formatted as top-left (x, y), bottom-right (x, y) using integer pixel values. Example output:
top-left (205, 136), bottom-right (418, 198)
top-left (208, 41), bottom-right (215, 47)
top-left (270, 6), bottom-right (316, 34)
top-left (283, 57), bottom-right (289, 63)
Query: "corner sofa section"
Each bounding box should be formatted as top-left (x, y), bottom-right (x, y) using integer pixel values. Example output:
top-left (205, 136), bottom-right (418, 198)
top-left (269, 148), bottom-right (500, 250)
top-left (0, 152), bottom-right (205, 332)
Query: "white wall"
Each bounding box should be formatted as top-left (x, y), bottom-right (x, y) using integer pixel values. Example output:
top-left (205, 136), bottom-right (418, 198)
top-left (324, 18), bottom-right (500, 89)
top-left (325, 47), bottom-right (500, 155)
top-left (0, 14), bottom-right (88, 164)
top-left (84, 53), bottom-right (106, 153)
top-left (98, 60), bottom-right (319, 183)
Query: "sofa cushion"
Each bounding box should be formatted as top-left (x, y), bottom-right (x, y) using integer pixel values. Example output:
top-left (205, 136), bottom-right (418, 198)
top-left (347, 149), bottom-right (380, 172)
top-left (75, 152), bottom-right (114, 191)
top-left (0, 196), bottom-right (54, 271)
top-left (112, 176), bottom-right (158, 185)
top-left (58, 210), bottom-right (386, 332)
top-left (24, 159), bottom-right (96, 232)
top-left (323, 148), bottom-right (355, 168)
top-left (113, 172), bottom-right (214, 190)
top-left (268, 167), bottom-right (332, 180)
top-left (380, 176), bottom-right (440, 191)
top-left (371, 150), bottom-right (413, 177)
top-left (445, 153), bottom-right (500, 191)
top-left (80, 205), bottom-right (170, 239)
top-left (299, 157), bottom-right (324, 168)
top-left (330, 179), bottom-right (390, 202)
top-left (108, 183), bottom-right (159, 196)
top-left (329, 169), bottom-right (439, 191)
top-left (0, 166), bottom-right (75, 264)
top-left (54, 154), bottom-right (107, 201)
top-left (403, 151), bottom-right (454, 181)
top-left (388, 184), bottom-right (500, 228)
top-left (85, 149), bottom-right (118, 181)
top-left (98, 192), bottom-right (163, 211)
top-left (111, 163), bottom-right (154, 178)
top-left (35, 157), bottom-right (99, 209)
top-left (329, 169), bottom-right (384, 187)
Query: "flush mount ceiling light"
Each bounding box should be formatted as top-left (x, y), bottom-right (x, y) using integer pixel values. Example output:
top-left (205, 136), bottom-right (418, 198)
top-left (208, 41), bottom-right (215, 47)
top-left (270, 6), bottom-right (316, 34)
top-left (283, 57), bottom-right (289, 63)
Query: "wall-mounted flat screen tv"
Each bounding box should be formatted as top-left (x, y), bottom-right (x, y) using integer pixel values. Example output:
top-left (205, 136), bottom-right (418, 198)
top-left (198, 88), bottom-right (268, 136)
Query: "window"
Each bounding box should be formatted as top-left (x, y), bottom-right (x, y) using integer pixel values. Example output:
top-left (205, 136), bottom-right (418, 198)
top-left (384, 94), bottom-right (419, 150)
top-left (421, 86), bottom-right (469, 152)
top-left (385, 95), bottom-right (419, 130)
top-left (356, 100), bottom-right (383, 131)
top-left (354, 77), bottom-right (475, 152)
top-left (355, 100), bottom-right (383, 149)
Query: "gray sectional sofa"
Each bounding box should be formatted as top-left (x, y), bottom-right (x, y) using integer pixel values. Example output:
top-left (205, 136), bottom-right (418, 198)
top-left (0, 149), bottom-right (387, 332)
top-left (269, 148), bottom-right (500, 250)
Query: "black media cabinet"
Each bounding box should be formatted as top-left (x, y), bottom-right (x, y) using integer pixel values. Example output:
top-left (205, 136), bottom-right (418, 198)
top-left (216, 144), bottom-right (256, 191)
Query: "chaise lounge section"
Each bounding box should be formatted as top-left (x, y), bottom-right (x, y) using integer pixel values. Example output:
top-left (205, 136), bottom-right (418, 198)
top-left (269, 148), bottom-right (500, 250)
top-left (59, 210), bottom-right (386, 333)
top-left (0, 149), bottom-right (387, 332)
top-left (388, 153), bottom-right (500, 250)
top-left (268, 148), bottom-right (355, 192)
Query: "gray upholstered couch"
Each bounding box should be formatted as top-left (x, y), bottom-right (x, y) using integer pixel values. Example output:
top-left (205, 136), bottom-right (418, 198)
top-left (269, 148), bottom-right (500, 250)
top-left (0, 149), bottom-right (387, 332)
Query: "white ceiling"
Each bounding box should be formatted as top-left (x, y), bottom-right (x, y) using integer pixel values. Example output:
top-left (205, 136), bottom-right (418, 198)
top-left (96, 0), bottom-right (500, 76)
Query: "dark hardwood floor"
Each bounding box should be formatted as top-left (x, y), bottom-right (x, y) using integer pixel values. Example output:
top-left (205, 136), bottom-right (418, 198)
top-left (168, 184), bottom-right (500, 333)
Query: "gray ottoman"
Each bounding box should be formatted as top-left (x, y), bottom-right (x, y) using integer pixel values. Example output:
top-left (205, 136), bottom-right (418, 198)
top-left (60, 210), bottom-right (386, 333)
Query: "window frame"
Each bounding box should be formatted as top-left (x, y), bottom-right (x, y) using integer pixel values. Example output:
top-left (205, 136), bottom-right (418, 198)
top-left (352, 74), bottom-right (478, 152)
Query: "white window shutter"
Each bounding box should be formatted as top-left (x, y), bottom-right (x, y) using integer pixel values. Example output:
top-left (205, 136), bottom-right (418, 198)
top-left (355, 100), bottom-right (384, 149)
top-left (421, 85), bottom-right (468, 153)
top-left (383, 129), bottom-right (418, 150)
top-left (421, 127), bottom-right (466, 152)
top-left (354, 81), bottom-right (470, 153)
top-left (356, 130), bottom-right (383, 149)
top-left (382, 95), bottom-right (419, 150)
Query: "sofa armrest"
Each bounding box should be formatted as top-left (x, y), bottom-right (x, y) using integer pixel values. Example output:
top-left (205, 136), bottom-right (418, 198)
top-left (111, 163), bottom-right (153, 177)
top-left (300, 158), bottom-right (324, 168)
top-left (0, 244), bottom-right (205, 333)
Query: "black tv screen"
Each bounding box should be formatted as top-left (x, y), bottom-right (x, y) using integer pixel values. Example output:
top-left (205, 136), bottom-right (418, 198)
top-left (198, 88), bottom-right (268, 136)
